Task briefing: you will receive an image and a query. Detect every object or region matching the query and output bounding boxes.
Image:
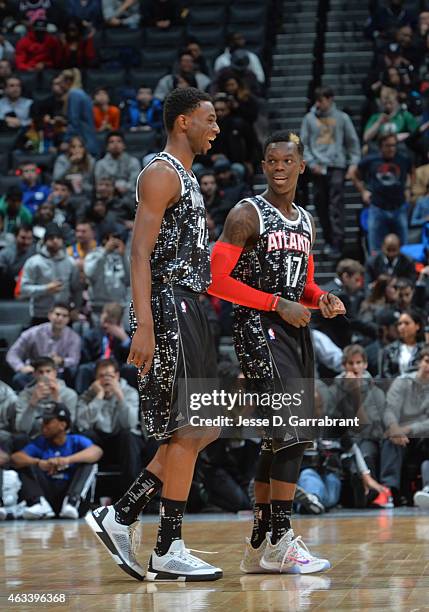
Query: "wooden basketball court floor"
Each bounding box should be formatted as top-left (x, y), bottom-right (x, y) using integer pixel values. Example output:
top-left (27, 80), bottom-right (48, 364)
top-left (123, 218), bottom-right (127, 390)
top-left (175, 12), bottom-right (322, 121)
top-left (1, 508), bottom-right (429, 612)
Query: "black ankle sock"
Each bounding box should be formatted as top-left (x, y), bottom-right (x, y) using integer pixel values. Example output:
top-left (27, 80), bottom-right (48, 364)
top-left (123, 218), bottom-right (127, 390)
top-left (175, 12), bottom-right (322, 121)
top-left (27, 497), bottom-right (41, 507)
top-left (154, 498), bottom-right (186, 557)
top-left (114, 469), bottom-right (162, 525)
top-left (67, 496), bottom-right (79, 507)
top-left (271, 499), bottom-right (293, 544)
top-left (250, 503), bottom-right (271, 549)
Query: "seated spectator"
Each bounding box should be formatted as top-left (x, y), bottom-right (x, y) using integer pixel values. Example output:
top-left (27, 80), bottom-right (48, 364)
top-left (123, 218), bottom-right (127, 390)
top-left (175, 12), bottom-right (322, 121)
top-left (0, 380), bottom-right (18, 454)
top-left (394, 24), bottom-right (422, 69)
top-left (17, 0), bottom-right (64, 30)
top-left (311, 329), bottom-right (343, 376)
top-left (76, 357), bottom-right (142, 490)
top-left (94, 175), bottom-right (134, 221)
top-left (94, 131), bottom-right (140, 199)
top-left (12, 402), bottom-right (102, 519)
top-left (413, 458), bottom-right (429, 508)
top-left (154, 51), bottom-right (210, 102)
top-left (31, 201), bottom-right (74, 247)
top-left (30, 74), bottom-right (66, 127)
top-left (364, 0), bottom-right (416, 43)
top-left (363, 86), bottom-right (418, 146)
top-left (411, 153), bottom-right (429, 206)
top-left (15, 357), bottom-right (78, 439)
top-left (52, 136), bottom-right (95, 197)
top-left (0, 33), bottom-right (15, 63)
top-left (58, 68), bottom-right (99, 157)
top-left (0, 210), bottom-right (14, 251)
top-left (185, 38), bottom-right (209, 76)
top-left (359, 274), bottom-right (399, 322)
top-left (216, 74), bottom-right (259, 127)
top-left (214, 32), bottom-right (265, 87)
top-left (86, 196), bottom-right (120, 242)
top-left (0, 223), bottom-right (35, 298)
top-left (16, 111), bottom-right (63, 155)
top-left (47, 179), bottom-right (86, 228)
top-left (142, 0), bottom-right (181, 29)
top-left (396, 277), bottom-right (418, 311)
top-left (381, 345), bottom-right (429, 501)
top-left (60, 17), bottom-right (96, 69)
top-left (411, 194), bottom-right (429, 230)
top-left (15, 20), bottom-right (63, 71)
top-left (93, 87), bottom-right (120, 132)
top-left (0, 76), bottom-right (32, 131)
top-left (120, 86), bottom-right (163, 132)
top-left (67, 0), bottom-right (103, 29)
top-left (365, 307), bottom-right (399, 377)
top-left (6, 303), bottom-right (81, 391)
top-left (84, 225), bottom-right (130, 317)
top-left (199, 171), bottom-right (231, 238)
top-left (75, 301), bottom-right (135, 393)
top-left (365, 233), bottom-right (416, 285)
top-left (213, 157), bottom-right (252, 206)
top-left (0, 186), bottom-right (32, 233)
top-left (351, 134), bottom-right (412, 254)
top-left (381, 307), bottom-right (426, 378)
top-left (0, 58), bottom-right (12, 97)
top-left (20, 223), bottom-right (82, 325)
top-left (18, 161), bottom-right (51, 216)
top-left (102, 0), bottom-right (140, 29)
top-left (67, 218), bottom-right (97, 262)
top-left (0, 450), bottom-right (22, 520)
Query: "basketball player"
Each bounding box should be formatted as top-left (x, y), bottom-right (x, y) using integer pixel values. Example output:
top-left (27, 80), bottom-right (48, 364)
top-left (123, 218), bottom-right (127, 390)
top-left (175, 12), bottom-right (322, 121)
top-left (86, 88), bottom-right (223, 582)
top-left (208, 130), bottom-right (346, 574)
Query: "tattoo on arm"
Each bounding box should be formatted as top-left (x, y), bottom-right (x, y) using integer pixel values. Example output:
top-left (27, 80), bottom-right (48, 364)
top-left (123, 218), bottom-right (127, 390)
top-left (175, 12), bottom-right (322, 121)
top-left (219, 202), bottom-right (259, 247)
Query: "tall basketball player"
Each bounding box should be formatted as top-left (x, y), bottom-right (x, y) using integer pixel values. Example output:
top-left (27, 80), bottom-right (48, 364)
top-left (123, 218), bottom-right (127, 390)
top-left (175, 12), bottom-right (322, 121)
top-left (208, 131), bottom-right (346, 574)
top-left (86, 88), bottom-right (222, 581)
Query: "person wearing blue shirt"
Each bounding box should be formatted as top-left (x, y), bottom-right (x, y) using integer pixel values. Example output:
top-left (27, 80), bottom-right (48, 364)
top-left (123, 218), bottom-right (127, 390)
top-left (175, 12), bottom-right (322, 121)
top-left (19, 161), bottom-right (51, 216)
top-left (12, 402), bottom-right (102, 519)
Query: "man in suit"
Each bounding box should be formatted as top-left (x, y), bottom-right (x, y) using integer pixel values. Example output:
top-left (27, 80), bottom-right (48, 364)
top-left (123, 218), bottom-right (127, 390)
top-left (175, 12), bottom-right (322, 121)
top-left (365, 233), bottom-right (416, 288)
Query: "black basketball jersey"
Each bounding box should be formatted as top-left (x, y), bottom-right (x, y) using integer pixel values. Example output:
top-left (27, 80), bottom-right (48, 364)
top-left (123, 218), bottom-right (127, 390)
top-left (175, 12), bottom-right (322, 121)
top-left (135, 151), bottom-right (211, 293)
top-left (232, 195), bottom-right (313, 304)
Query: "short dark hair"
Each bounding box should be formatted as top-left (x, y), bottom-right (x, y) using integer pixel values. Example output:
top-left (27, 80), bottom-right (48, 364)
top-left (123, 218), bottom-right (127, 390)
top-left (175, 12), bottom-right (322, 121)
top-left (314, 86), bottom-right (334, 100)
top-left (15, 223), bottom-right (33, 236)
top-left (336, 258), bottom-right (364, 277)
top-left (95, 357), bottom-right (120, 376)
top-left (419, 344), bottom-right (429, 362)
top-left (32, 356), bottom-right (56, 371)
top-left (106, 130), bottom-right (124, 143)
top-left (263, 130), bottom-right (304, 157)
top-left (75, 217), bottom-right (94, 228)
top-left (49, 302), bottom-right (70, 313)
top-left (53, 179), bottom-right (72, 192)
top-left (163, 87), bottom-right (212, 133)
top-left (378, 131), bottom-right (398, 146)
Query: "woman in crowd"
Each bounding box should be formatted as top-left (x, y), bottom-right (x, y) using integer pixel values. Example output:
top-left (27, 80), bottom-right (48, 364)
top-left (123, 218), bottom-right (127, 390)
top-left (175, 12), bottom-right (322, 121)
top-left (53, 136), bottom-right (95, 196)
top-left (380, 308), bottom-right (426, 378)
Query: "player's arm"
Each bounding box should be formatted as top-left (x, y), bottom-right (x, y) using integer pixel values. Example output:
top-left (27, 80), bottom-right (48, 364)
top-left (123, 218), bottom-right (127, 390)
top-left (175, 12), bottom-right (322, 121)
top-left (127, 162), bottom-right (181, 373)
top-left (208, 202), bottom-right (311, 328)
top-left (300, 213), bottom-right (346, 318)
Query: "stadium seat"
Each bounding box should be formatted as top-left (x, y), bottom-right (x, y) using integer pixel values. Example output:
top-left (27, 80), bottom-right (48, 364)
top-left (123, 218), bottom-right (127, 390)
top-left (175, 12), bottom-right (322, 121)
top-left (11, 152), bottom-right (56, 172)
top-left (187, 6), bottom-right (227, 25)
top-left (16, 71), bottom-right (39, 96)
top-left (144, 26), bottom-right (184, 48)
top-left (0, 324), bottom-right (22, 349)
top-left (0, 153), bottom-right (9, 175)
top-left (141, 48), bottom-right (178, 68)
top-left (124, 131), bottom-right (158, 157)
top-left (40, 69), bottom-right (61, 91)
top-left (0, 301), bottom-right (31, 325)
top-left (0, 176), bottom-right (22, 195)
top-left (0, 133), bottom-right (18, 152)
top-left (227, 23), bottom-right (266, 44)
top-left (229, 5), bottom-right (266, 24)
top-left (104, 28), bottom-right (142, 49)
top-left (129, 67), bottom-right (169, 90)
top-left (186, 25), bottom-right (226, 47)
top-left (85, 69), bottom-right (127, 94)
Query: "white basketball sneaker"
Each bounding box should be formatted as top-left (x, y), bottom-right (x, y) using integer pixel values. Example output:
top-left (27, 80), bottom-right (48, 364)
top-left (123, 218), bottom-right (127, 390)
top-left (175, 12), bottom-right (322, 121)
top-left (23, 497), bottom-right (55, 520)
top-left (260, 529), bottom-right (331, 574)
top-left (240, 537), bottom-right (276, 573)
top-left (146, 539), bottom-right (223, 581)
top-left (414, 485), bottom-right (429, 510)
top-left (59, 497), bottom-right (79, 519)
top-left (85, 506), bottom-right (145, 581)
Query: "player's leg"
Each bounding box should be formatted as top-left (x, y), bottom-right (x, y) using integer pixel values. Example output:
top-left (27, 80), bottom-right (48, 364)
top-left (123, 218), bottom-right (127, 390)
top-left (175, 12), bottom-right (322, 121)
top-left (260, 442), bottom-right (331, 574)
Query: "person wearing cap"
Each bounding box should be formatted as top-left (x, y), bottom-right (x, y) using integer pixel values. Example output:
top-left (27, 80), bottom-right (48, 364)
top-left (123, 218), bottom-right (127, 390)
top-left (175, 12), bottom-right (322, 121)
top-left (15, 356), bottom-right (78, 439)
top-left (0, 223), bottom-right (34, 298)
top-left (0, 186), bottom-right (32, 233)
top-left (15, 19), bottom-right (63, 71)
top-left (20, 222), bottom-right (82, 325)
top-left (12, 402), bottom-right (102, 519)
top-left (214, 32), bottom-right (265, 86)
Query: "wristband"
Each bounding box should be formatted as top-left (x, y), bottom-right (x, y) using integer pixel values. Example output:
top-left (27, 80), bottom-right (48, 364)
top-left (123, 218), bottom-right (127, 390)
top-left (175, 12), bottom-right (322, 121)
top-left (270, 295), bottom-right (280, 311)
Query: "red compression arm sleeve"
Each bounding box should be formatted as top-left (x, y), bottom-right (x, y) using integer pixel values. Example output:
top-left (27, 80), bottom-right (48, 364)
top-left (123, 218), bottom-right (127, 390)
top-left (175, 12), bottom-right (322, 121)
top-left (208, 241), bottom-right (276, 311)
top-left (300, 254), bottom-right (327, 308)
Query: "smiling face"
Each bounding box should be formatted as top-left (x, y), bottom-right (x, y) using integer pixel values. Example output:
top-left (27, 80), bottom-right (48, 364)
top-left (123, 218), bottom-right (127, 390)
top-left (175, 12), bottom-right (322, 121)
top-left (182, 100), bottom-right (219, 155)
top-left (262, 141), bottom-right (305, 196)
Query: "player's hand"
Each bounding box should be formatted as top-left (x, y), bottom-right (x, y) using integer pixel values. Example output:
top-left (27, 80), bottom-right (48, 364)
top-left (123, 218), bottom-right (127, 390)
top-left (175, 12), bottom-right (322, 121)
top-left (127, 323), bottom-right (155, 374)
top-left (319, 293), bottom-right (346, 318)
top-left (275, 298), bottom-right (311, 328)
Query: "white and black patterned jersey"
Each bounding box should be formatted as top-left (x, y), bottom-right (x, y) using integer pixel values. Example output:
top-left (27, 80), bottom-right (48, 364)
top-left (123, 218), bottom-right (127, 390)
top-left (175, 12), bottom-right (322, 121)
top-left (135, 151), bottom-right (211, 293)
top-left (232, 195), bottom-right (313, 304)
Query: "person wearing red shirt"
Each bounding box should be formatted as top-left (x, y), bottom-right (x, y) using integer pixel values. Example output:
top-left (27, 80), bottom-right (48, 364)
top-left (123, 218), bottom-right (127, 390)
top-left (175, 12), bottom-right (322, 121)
top-left (15, 20), bottom-right (63, 72)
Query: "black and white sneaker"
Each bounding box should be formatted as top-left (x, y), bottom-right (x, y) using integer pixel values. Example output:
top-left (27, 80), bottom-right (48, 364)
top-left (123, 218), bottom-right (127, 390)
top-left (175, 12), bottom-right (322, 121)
top-left (295, 486), bottom-right (325, 514)
top-left (146, 539), bottom-right (223, 582)
top-left (85, 506), bottom-right (145, 581)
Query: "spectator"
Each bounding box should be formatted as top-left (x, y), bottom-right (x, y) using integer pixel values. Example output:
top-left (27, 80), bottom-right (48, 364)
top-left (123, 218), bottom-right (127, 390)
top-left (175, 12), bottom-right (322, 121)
top-left (410, 152), bottom-right (429, 204)
top-left (0, 209), bottom-right (15, 250)
top-left (0, 380), bottom-right (18, 454)
top-left (15, 357), bottom-right (78, 438)
top-left (214, 32), bottom-right (265, 86)
top-left (18, 161), bottom-right (51, 216)
top-left (143, 0), bottom-right (180, 28)
top-left (76, 357), bottom-right (142, 489)
top-left (67, 0), bottom-right (103, 29)
top-left (47, 179), bottom-right (86, 228)
top-left (92, 87), bottom-right (120, 132)
top-left (94, 131), bottom-right (140, 198)
top-left (31, 74), bottom-right (66, 126)
top-left (216, 74), bottom-right (259, 126)
top-left (0, 187), bottom-right (32, 233)
top-left (380, 307), bottom-right (426, 378)
top-left (75, 301), bottom-right (135, 393)
top-left (364, 0), bottom-right (416, 42)
top-left (213, 158), bottom-right (253, 207)
top-left (199, 171), bottom-right (231, 238)
top-left (365, 233), bottom-right (416, 285)
top-left (67, 219), bottom-right (97, 262)
top-left (101, 0), bottom-right (140, 28)
top-left (380, 346), bottom-right (429, 501)
top-left (60, 17), bottom-right (96, 69)
top-left (84, 225), bottom-right (130, 317)
top-left (300, 86), bottom-right (361, 257)
top-left (17, 0), bottom-right (64, 30)
top-left (413, 458), bottom-right (429, 508)
top-left (185, 38), bottom-right (209, 76)
top-left (365, 307), bottom-right (400, 377)
top-left (396, 277), bottom-right (417, 311)
top-left (20, 223), bottom-right (82, 325)
top-left (86, 197), bottom-right (119, 243)
top-left (0, 223), bottom-right (35, 298)
top-left (31, 201), bottom-right (74, 247)
top-left (154, 51), bottom-right (210, 101)
top-left (12, 402), bottom-right (102, 519)
top-left (0, 33), bottom-right (14, 63)
top-left (0, 58), bottom-right (12, 97)
top-left (93, 175), bottom-right (134, 221)
top-left (363, 86), bottom-right (418, 146)
top-left (351, 134), bottom-right (412, 253)
top-left (15, 20), bottom-right (63, 71)
top-left (359, 274), bottom-right (399, 322)
top-left (120, 86), bottom-right (163, 132)
top-left (0, 76), bottom-right (32, 131)
top-left (59, 68), bottom-right (99, 157)
top-left (52, 135), bottom-right (95, 196)
top-left (6, 303), bottom-right (81, 390)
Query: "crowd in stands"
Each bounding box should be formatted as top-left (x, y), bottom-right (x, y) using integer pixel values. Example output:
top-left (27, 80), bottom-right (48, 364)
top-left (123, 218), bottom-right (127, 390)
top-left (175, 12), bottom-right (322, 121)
top-left (1, 0), bottom-right (429, 521)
